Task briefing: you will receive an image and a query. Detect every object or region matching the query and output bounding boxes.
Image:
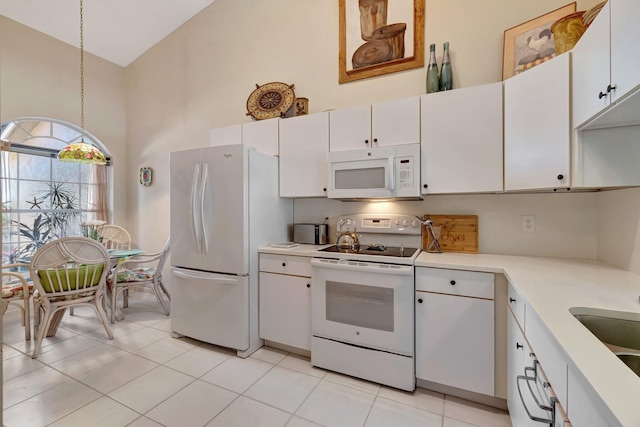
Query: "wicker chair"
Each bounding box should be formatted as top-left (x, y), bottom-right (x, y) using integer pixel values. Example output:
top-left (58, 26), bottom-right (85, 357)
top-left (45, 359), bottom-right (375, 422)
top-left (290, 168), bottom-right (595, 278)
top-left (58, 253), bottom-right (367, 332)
top-left (99, 224), bottom-right (132, 250)
top-left (1, 263), bottom-right (34, 340)
top-left (109, 238), bottom-right (171, 323)
top-left (29, 237), bottom-right (113, 358)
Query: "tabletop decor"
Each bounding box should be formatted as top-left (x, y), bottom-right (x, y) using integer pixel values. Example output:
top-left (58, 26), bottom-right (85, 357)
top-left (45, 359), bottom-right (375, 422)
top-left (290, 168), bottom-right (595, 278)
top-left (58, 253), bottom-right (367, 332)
top-left (140, 166), bottom-right (152, 186)
top-left (81, 220), bottom-right (106, 242)
top-left (339, 0), bottom-right (424, 83)
top-left (502, 2), bottom-right (576, 80)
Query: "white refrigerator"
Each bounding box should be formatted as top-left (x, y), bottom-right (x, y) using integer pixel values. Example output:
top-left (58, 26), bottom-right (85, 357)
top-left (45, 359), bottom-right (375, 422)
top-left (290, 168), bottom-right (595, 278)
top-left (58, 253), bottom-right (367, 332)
top-left (169, 144), bottom-right (292, 357)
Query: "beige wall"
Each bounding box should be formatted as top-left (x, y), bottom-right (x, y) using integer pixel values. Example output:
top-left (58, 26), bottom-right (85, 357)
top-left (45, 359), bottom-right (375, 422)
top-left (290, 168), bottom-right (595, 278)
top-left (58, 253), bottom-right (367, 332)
top-left (597, 188), bottom-right (640, 273)
top-left (125, 0), bottom-right (604, 256)
top-left (0, 15), bottom-right (128, 226)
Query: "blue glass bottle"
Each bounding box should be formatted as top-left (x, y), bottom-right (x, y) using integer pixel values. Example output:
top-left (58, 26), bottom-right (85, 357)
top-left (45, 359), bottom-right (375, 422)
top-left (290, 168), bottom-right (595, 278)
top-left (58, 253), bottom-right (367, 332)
top-left (439, 42), bottom-right (452, 91)
top-left (426, 44), bottom-right (439, 94)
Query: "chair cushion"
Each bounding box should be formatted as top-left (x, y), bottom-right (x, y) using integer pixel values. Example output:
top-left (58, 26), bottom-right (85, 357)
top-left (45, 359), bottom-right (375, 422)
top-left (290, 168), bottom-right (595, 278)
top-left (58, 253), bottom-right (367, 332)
top-left (37, 264), bottom-right (104, 292)
top-left (2, 280), bottom-right (34, 298)
top-left (113, 268), bottom-right (156, 283)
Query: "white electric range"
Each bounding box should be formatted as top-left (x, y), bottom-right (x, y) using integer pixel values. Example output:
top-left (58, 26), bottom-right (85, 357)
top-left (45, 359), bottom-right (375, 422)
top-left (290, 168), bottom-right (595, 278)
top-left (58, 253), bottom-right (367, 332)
top-left (310, 213), bottom-right (422, 391)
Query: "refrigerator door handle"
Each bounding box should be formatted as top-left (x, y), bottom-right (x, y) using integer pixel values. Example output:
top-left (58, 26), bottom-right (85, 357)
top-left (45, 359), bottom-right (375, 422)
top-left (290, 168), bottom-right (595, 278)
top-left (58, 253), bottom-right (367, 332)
top-left (173, 269), bottom-right (238, 284)
top-left (191, 164), bottom-right (202, 253)
top-left (200, 162), bottom-right (209, 254)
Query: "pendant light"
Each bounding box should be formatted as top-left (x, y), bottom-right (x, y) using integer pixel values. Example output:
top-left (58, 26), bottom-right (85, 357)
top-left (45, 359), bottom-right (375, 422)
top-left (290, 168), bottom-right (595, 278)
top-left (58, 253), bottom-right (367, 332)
top-left (57, 0), bottom-right (107, 165)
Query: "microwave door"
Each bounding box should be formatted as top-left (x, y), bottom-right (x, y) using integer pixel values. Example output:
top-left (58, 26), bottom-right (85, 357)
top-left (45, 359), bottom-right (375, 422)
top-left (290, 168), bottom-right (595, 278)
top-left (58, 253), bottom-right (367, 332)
top-left (329, 157), bottom-right (394, 199)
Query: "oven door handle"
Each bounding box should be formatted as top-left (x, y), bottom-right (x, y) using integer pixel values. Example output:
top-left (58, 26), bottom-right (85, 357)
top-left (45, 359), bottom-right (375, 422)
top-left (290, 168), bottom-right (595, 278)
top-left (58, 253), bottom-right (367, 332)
top-left (310, 258), bottom-right (413, 275)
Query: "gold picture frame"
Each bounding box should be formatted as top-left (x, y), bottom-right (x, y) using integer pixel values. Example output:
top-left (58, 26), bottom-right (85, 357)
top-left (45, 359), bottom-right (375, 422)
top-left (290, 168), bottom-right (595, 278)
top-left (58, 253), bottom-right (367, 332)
top-left (339, 0), bottom-right (424, 84)
top-left (502, 2), bottom-right (576, 80)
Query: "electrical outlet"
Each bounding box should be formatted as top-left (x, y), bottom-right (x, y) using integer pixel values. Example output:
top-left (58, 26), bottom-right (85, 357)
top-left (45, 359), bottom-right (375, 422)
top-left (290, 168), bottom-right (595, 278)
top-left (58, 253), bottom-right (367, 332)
top-left (522, 215), bottom-right (535, 233)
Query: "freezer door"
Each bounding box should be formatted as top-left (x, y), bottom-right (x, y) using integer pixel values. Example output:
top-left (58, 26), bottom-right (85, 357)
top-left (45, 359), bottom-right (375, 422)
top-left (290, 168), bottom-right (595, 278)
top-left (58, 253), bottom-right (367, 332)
top-left (170, 267), bottom-right (249, 350)
top-left (170, 148), bottom-right (203, 270)
top-left (201, 145), bottom-right (249, 275)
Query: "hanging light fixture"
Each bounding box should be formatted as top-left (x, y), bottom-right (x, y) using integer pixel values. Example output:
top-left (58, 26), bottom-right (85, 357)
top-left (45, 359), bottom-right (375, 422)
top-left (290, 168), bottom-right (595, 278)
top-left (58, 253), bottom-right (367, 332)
top-left (57, 0), bottom-right (107, 165)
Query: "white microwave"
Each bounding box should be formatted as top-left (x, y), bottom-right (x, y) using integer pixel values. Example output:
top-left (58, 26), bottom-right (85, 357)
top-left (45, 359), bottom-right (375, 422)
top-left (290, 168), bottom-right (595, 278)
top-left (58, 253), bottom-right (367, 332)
top-left (327, 144), bottom-right (421, 200)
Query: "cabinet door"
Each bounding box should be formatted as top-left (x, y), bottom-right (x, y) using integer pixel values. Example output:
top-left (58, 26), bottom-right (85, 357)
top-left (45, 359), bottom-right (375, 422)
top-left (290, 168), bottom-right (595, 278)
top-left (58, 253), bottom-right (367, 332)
top-left (572, 2), bottom-right (611, 128)
top-left (504, 54), bottom-right (570, 191)
top-left (259, 272), bottom-right (311, 351)
top-left (242, 118), bottom-right (279, 156)
top-left (371, 96), bottom-right (421, 148)
top-left (610, 0), bottom-right (640, 103)
top-left (329, 104), bottom-right (372, 151)
top-left (421, 83), bottom-right (503, 194)
top-left (507, 312), bottom-right (536, 427)
top-left (279, 112), bottom-right (329, 197)
top-left (416, 291), bottom-right (494, 396)
top-left (210, 124), bottom-right (242, 147)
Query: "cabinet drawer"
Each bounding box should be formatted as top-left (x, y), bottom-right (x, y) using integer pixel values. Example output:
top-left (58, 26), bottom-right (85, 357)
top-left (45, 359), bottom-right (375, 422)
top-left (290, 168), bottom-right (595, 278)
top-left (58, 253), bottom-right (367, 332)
top-left (416, 267), bottom-right (494, 299)
top-left (259, 253), bottom-right (311, 277)
top-left (508, 283), bottom-right (526, 330)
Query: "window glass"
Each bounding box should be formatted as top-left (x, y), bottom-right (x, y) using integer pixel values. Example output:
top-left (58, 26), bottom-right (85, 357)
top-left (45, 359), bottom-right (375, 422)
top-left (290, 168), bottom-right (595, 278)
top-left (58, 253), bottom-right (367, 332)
top-left (1, 118), bottom-right (110, 264)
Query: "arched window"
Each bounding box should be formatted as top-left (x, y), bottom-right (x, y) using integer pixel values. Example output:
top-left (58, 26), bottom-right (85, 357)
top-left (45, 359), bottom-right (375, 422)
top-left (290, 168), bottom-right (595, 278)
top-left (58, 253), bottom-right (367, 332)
top-left (1, 117), bottom-right (111, 263)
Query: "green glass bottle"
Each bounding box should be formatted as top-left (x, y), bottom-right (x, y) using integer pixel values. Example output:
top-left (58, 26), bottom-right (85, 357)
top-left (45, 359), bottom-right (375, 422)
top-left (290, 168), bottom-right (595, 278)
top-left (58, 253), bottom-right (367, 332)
top-left (426, 44), bottom-right (439, 94)
top-left (439, 42), bottom-right (452, 91)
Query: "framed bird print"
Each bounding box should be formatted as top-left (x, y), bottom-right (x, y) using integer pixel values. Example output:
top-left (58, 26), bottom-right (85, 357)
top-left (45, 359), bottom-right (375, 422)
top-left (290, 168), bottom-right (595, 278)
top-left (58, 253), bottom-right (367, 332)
top-left (502, 2), bottom-right (576, 80)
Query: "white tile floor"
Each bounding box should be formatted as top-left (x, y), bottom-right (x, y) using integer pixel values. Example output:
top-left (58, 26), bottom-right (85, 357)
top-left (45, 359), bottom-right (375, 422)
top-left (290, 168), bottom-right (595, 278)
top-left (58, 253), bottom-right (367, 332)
top-left (2, 291), bottom-right (512, 427)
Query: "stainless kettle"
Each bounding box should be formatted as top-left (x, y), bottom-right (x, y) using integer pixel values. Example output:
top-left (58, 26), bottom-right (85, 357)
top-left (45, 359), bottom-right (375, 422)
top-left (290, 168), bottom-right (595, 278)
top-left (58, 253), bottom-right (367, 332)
top-left (335, 218), bottom-right (360, 250)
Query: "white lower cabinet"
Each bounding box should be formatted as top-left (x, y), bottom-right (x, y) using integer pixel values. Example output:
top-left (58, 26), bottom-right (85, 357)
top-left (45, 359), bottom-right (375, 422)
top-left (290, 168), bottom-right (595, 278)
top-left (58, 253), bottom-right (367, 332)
top-left (415, 267), bottom-right (495, 396)
top-left (259, 254), bottom-right (311, 351)
top-left (507, 283), bottom-right (571, 427)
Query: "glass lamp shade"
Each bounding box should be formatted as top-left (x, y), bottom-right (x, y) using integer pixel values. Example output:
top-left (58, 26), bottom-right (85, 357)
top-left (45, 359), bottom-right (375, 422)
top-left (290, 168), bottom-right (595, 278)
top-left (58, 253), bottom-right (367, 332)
top-left (57, 141), bottom-right (107, 165)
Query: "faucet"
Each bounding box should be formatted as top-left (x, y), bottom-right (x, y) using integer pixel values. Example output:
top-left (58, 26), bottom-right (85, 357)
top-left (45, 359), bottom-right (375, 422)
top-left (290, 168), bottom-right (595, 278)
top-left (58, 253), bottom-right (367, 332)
top-left (422, 215), bottom-right (442, 254)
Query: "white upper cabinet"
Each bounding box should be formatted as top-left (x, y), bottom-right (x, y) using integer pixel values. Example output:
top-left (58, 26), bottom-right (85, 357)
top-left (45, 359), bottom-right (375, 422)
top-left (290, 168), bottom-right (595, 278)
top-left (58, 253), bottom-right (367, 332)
top-left (210, 124), bottom-right (242, 146)
top-left (210, 118), bottom-right (279, 156)
top-left (242, 118), bottom-right (279, 156)
top-left (329, 97), bottom-right (420, 151)
top-left (504, 54), bottom-right (571, 191)
top-left (279, 112), bottom-right (329, 198)
top-left (421, 83), bottom-right (503, 194)
top-left (573, 0), bottom-right (640, 129)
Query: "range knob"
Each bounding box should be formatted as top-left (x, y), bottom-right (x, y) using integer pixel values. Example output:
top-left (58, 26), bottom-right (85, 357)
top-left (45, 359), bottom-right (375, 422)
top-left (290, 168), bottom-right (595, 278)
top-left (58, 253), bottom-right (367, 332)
top-left (411, 219), bottom-right (420, 228)
top-left (402, 219), bottom-right (411, 227)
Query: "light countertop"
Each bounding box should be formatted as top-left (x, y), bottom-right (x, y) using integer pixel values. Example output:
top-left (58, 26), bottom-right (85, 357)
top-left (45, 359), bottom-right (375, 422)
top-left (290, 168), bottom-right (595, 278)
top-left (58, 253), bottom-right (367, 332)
top-left (416, 252), bottom-right (640, 427)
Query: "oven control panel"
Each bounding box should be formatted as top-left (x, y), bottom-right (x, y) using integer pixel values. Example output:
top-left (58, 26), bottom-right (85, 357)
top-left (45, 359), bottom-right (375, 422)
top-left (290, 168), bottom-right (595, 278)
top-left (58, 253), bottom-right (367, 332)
top-left (338, 214), bottom-right (422, 235)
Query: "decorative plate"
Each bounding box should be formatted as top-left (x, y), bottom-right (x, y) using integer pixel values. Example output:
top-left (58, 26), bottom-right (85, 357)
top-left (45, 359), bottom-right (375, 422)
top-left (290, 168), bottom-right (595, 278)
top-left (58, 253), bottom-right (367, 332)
top-left (246, 82), bottom-right (295, 120)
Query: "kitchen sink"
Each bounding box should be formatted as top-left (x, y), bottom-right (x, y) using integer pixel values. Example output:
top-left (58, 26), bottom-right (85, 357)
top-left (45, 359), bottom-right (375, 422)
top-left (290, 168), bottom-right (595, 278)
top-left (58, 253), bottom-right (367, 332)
top-left (570, 307), bottom-right (640, 377)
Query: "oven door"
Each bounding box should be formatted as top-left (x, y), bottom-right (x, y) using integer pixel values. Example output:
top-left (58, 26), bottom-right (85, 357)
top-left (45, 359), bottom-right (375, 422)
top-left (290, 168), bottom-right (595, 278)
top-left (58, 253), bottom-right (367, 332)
top-left (328, 147), bottom-right (395, 199)
top-left (310, 258), bottom-right (414, 356)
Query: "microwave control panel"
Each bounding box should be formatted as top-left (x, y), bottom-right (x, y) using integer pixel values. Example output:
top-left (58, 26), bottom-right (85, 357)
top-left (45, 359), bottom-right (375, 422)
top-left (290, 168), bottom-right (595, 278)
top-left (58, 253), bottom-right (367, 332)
top-left (338, 214), bottom-right (422, 235)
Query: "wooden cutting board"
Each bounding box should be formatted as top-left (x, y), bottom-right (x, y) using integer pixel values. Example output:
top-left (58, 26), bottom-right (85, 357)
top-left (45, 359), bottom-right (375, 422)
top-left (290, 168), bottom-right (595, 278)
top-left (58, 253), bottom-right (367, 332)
top-left (421, 214), bottom-right (478, 253)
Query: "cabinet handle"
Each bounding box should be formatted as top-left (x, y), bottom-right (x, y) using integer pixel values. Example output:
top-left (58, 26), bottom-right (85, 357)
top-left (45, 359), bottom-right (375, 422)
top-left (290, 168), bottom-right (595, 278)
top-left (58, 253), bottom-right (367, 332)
top-left (306, 283), bottom-right (311, 288)
top-left (557, 174), bottom-right (564, 180)
top-left (509, 297), bottom-right (516, 303)
top-left (599, 91), bottom-right (607, 99)
top-left (282, 262), bottom-right (286, 267)
top-left (323, 188), bottom-right (327, 192)
top-left (417, 298), bottom-right (423, 304)
top-left (423, 184), bottom-right (428, 189)
top-left (607, 84), bottom-right (617, 93)
top-left (450, 280), bottom-right (456, 285)
top-left (516, 343), bottom-right (523, 350)
top-left (373, 138), bottom-right (378, 143)
top-left (364, 139), bottom-right (369, 144)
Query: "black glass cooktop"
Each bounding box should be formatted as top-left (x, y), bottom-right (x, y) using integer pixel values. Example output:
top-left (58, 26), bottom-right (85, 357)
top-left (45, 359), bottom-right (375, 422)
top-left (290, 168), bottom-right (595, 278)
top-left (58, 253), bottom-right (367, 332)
top-left (319, 244), bottom-right (419, 258)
